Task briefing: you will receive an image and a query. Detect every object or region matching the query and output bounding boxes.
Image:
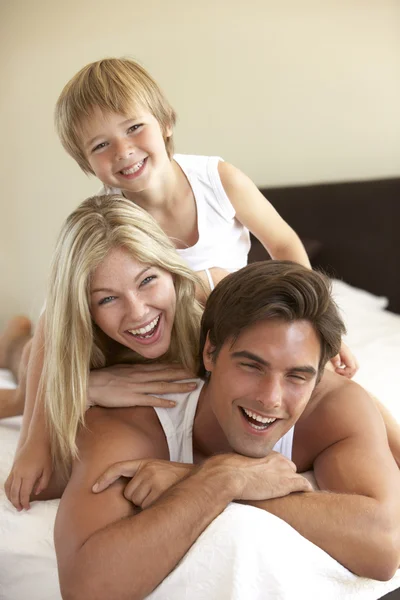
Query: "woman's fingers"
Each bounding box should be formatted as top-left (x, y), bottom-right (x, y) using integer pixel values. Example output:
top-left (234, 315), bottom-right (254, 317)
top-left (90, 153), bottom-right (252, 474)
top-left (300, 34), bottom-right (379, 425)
top-left (131, 380), bottom-right (197, 394)
top-left (34, 467), bottom-right (52, 496)
top-left (129, 369), bottom-right (195, 383)
top-left (9, 476), bottom-right (23, 511)
top-left (20, 477), bottom-right (36, 510)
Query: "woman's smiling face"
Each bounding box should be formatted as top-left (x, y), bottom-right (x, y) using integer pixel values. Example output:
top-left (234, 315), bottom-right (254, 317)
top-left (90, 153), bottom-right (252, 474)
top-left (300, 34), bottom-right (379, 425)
top-left (90, 247), bottom-right (176, 359)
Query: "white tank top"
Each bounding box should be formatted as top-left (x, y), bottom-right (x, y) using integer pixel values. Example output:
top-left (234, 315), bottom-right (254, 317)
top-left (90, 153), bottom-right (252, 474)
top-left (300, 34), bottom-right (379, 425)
top-left (154, 381), bottom-right (294, 463)
top-left (98, 154), bottom-right (251, 272)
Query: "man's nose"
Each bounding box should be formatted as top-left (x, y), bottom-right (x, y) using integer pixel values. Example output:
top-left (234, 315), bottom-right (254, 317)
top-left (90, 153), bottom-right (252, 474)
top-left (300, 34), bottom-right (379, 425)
top-left (256, 376), bottom-right (282, 410)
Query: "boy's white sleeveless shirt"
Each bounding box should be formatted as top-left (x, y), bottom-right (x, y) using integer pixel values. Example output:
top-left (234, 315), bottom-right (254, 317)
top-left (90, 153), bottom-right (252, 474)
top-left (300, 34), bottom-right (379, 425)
top-left (98, 154), bottom-right (251, 272)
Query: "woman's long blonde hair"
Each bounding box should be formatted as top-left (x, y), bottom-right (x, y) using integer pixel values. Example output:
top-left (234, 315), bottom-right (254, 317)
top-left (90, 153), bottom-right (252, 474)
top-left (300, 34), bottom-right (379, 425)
top-left (41, 195), bottom-right (202, 474)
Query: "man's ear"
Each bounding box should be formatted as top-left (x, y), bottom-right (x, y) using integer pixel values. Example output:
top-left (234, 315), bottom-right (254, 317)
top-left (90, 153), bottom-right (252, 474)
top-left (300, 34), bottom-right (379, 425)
top-left (203, 332), bottom-right (216, 373)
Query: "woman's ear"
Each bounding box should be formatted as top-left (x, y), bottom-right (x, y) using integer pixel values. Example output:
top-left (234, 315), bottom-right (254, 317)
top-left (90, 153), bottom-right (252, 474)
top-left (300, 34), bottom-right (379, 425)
top-left (203, 332), bottom-right (216, 373)
top-left (165, 122), bottom-right (173, 138)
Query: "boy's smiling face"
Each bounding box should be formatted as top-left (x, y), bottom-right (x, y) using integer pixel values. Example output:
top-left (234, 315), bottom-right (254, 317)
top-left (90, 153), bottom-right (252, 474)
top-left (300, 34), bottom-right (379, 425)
top-left (80, 106), bottom-right (173, 198)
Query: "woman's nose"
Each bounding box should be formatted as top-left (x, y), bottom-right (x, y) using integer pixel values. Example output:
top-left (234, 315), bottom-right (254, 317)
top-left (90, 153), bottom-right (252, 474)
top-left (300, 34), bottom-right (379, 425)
top-left (124, 293), bottom-right (147, 324)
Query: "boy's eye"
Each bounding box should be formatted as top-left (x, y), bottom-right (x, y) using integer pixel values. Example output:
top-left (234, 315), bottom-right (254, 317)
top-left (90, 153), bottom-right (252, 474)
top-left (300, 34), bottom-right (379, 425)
top-left (98, 295), bottom-right (116, 306)
top-left (140, 275), bottom-right (156, 287)
top-left (92, 142), bottom-right (108, 153)
top-left (128, 124), bottom-right (142, 134)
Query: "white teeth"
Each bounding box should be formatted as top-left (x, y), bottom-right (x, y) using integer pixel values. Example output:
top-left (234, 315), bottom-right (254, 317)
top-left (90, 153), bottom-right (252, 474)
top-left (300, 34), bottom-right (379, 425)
top-left (243, 408), bottom-right (276, 425)
top-left (121, 160), bottom-right (144, 175)
top-left (129, 315), bottom-right (160, 337)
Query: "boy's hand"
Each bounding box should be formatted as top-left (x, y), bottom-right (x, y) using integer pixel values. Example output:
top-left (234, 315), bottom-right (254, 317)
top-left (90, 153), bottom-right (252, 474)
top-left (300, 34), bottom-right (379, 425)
top-left (88, 363), bottom-right (198, 409)
top-left (5, 438), bottom-right (53, 511)
top-left (93, 459), bottom-right (193, 508)
top-left (330, 341), bottom-right (359, 379)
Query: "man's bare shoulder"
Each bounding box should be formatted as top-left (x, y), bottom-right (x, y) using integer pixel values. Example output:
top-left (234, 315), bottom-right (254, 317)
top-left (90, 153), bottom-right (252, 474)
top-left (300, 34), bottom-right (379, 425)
top-left (79, 405), bottom-right (168, 464)
top-left (293, 370), bottom-right (382, 470)
top-left (55, 406), bottom-right (169, 565)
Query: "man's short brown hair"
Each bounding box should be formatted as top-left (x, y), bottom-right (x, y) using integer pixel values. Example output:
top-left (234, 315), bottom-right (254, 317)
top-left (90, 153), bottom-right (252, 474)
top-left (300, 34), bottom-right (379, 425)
top-left (198, 261), bottom-right (346, 379)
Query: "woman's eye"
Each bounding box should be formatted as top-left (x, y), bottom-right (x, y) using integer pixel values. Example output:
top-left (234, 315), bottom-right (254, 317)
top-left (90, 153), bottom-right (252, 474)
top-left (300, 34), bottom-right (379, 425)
top-left (98, 296), bottom-right (115, 306)
top-left (128, 124), bottom-right (142, 134)
top-left (92, 142), bottom-right (107, 153)
top-left (140, 275), bottom-right (156, 287)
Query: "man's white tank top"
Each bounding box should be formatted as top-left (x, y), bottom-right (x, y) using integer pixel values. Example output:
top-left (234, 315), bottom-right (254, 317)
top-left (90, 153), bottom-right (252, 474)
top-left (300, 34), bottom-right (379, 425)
top-left (154, 381), bottom-right (294, 464)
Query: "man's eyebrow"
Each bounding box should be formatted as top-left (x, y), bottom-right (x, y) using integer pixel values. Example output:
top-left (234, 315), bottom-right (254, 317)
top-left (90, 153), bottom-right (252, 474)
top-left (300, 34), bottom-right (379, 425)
top-left (231, 350), bottom-right (317, 377)
top-left (90, 267), bottom-right (151, 294)
top-left (288, 366), bottom-right (317, 377)
top-left (231, 350), bottom-right (269, 366)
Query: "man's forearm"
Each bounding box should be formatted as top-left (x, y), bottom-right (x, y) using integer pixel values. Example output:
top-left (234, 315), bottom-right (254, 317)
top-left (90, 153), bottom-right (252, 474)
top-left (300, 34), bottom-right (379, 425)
top-left (247, 491), bottom-right (399, 580)
top-left (63, 466), bottom-right (237, 600)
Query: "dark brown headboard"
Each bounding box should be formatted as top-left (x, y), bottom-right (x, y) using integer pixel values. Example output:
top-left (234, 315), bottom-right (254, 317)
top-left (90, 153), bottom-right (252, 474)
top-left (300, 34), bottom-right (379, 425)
top-left (248, 178), bottom-right (400, 314)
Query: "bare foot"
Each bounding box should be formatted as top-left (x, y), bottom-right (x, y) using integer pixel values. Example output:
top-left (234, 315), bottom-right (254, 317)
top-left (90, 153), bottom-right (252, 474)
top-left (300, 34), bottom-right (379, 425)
top-left (0, 316), bottom-right (32, 369)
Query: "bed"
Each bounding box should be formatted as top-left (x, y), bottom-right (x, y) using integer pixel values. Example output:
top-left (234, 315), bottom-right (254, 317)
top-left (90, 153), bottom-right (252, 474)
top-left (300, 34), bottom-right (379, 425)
top-left (1, 177), bottom-right (399, 599)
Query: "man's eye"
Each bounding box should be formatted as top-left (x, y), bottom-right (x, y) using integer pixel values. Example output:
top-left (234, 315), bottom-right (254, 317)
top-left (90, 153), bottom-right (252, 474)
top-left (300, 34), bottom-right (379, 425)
top-left (240, 362), bottom-right (259, 371)
top-left (289, 374), bottom-right (306, 382)
top-left (140, 275), bottom-right (156, 287)
top-left (98, 296), bottom-right (115, 306)
top-left (92, 142), bottom-right (107, 152)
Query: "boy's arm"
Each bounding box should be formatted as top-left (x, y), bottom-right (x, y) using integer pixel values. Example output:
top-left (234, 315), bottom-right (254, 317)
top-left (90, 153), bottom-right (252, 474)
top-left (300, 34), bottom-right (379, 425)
top-left (244, 386), bottom-right (400, 580)
top-left (218, 161), bottom-right (311, 268)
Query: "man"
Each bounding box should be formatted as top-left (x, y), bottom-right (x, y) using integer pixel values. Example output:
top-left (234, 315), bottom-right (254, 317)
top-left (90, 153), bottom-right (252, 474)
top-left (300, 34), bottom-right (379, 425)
top-left (55, 261), bottom-right (400, 600)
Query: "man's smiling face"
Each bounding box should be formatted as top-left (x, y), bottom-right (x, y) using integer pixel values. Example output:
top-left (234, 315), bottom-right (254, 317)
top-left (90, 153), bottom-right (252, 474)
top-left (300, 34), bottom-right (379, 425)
top-left (203, 318), bottom-right (321, 458)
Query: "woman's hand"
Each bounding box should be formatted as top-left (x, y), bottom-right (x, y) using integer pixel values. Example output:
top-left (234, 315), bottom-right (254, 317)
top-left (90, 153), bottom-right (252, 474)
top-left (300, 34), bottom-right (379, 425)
top-left (88, 363), bottom-right (198, 409)
top-left (5, 438), bottom-right (53, 511)
top-left (329, 341), bottom-right (359, 379)
top-left (92, 458), bottom-right (194, 509)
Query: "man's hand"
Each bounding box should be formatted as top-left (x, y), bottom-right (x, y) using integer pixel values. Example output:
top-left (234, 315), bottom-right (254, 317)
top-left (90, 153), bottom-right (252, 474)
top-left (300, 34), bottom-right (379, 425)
top-left (88, 363), bottom-right (197, 409)
top-left (203, 452), bottom-right (313, 501)
top-left (92, 451), bottom-right (312, 510)
top-left (93, 458), bottom-right (194, 508)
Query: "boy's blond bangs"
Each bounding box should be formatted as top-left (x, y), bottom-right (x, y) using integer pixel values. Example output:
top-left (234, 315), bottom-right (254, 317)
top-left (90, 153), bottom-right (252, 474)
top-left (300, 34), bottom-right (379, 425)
top-left (55, 58), bottom-right (177, 174)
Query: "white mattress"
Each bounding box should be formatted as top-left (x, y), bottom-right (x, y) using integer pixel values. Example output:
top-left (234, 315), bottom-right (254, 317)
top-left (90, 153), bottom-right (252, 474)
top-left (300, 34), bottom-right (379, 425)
top-left (0, 280), bottom-right (399, 599)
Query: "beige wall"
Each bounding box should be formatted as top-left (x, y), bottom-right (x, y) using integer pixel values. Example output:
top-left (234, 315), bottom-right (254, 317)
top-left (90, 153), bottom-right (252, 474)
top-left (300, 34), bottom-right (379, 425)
top-left (1, 0), bottom-right (399, 326)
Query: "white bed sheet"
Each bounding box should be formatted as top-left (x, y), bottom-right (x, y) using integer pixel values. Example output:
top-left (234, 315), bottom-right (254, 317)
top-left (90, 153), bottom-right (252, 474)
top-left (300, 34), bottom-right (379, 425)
top-left (0, 280), bottom-right (399, 600)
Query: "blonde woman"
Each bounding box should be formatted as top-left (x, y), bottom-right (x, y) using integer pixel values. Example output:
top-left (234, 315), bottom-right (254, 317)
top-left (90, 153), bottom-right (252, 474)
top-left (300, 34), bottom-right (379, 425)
top-left (5, 195), bottom-right (205, 505)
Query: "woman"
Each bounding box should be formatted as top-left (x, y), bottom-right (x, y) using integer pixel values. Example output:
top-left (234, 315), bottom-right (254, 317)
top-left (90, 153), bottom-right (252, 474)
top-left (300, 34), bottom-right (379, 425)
top-left (5, 194), bottom-right (205, 504)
